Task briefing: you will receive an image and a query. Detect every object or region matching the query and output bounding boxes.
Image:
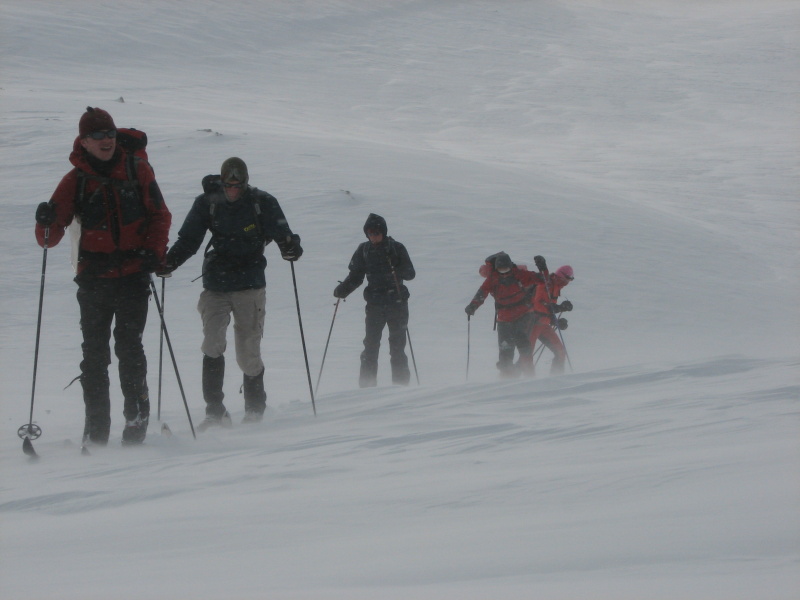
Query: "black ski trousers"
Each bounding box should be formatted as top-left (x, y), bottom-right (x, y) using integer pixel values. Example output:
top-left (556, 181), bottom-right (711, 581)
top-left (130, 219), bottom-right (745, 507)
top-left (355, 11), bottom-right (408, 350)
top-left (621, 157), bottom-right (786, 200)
top-left (496, 313), bottom-right (534, 374)
top-left (360, 301), bottom-right (410, 387)
top-left (76, 272), bottom-right (151, 440)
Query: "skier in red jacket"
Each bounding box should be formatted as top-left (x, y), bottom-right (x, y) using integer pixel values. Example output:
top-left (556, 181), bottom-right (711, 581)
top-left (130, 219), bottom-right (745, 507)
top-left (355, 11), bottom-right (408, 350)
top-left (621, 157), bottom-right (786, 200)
top-left (465, 252), bottom-right (541, 377)
top-left (34, 107), bottom-right (171, 446)
top-left (528, 256), bottom-right (573, 375)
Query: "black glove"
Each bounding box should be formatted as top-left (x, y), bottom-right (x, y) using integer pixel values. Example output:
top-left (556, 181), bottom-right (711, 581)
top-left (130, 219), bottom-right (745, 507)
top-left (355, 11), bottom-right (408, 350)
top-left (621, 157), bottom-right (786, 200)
top-left (558, 300), bottom-right (573, 312)
top-left (465, 303), bottom-right (477, 316)
top-left (534, 255), bottom-right (547, 272)
top-left (557, 317), bottom-right (568, 330)
top-left (36, 202), bottom-right (56, 226)
top-left (280, 234), bottom-right (303, 261)
top-left (333, 283), bottom-right (348, 299)
top-left (155, 255), bottom-right (177, 278)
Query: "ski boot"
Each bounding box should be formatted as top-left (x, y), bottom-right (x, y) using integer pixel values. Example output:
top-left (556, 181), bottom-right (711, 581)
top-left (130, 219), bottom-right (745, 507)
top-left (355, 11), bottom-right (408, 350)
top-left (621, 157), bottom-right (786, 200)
top-left (122, 413), bottom-right (149, 445)
top-left (242, 369), bottom-right (266, 424)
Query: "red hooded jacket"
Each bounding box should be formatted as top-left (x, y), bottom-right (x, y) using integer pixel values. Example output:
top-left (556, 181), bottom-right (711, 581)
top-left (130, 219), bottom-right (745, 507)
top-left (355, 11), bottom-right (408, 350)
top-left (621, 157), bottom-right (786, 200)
top-left (35, 135), bottom-right (171, 278)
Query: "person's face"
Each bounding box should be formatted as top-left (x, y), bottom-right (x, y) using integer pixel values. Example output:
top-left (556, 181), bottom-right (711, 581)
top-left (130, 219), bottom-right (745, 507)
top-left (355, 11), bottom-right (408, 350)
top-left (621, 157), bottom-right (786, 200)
top-left (80, 129), bottom-right (117, 161)
top-left (366, 229), bottom-right (384, 244)
top-left (223, 180), bottom-right (245, 201)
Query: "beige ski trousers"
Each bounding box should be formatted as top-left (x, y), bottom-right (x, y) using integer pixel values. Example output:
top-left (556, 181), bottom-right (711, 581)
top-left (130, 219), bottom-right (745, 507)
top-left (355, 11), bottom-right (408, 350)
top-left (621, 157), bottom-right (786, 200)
top-left (197, 287), bottom-right (266, 376)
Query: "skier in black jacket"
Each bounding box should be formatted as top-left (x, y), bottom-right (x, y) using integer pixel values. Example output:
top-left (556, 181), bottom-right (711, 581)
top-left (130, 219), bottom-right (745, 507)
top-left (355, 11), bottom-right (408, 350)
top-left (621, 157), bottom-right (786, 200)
top-left (334, 214), bottom-right (415, 387)
top-left (159, 157), bottom-right (302, 426)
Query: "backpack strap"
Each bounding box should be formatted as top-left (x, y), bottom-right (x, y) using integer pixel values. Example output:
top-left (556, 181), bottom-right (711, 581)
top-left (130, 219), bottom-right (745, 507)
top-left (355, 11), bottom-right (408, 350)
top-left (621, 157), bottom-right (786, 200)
top-left (203, 196), bottom-right (220, 258)
top-left (73, 154), bottom-right (142, 217)
top-left (247, 188), bottom-right (265, 241)
top-left (492, 273), bottom-right (529, 310)
top-left (125, 153), bottom-right (142, 200)
top-left (205, 192), bottom-right (264, 236)
top-left (203, 189), bottom-right (266, 258)
top-left (74, 171), bottom-right (88, 212)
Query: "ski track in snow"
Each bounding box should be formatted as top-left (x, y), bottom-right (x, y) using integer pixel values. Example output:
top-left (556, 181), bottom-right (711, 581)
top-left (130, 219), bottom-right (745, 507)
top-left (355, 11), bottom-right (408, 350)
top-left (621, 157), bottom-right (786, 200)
top-left (2, 357), bottom-right (798, 597)
top-left (4, 357), bottom-right (797, 509)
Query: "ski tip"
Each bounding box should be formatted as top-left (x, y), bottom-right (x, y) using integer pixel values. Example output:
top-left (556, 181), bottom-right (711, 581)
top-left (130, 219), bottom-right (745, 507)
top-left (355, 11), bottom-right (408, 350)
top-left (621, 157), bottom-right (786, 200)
top-left (161, 422), bottom-right (172, 436)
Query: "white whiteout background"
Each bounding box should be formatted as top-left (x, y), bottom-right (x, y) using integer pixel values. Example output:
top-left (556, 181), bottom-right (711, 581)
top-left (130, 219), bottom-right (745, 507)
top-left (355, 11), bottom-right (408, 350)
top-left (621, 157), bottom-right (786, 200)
top-left (1, 1), bottom-right (798, 599)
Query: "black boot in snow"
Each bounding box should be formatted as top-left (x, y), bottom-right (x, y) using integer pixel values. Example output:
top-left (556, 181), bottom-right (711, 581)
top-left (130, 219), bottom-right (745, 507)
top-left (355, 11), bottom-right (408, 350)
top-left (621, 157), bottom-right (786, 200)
top-left (390, 357), bottom-right (411, 386)
top-left (241, 411), bottom-right (263, 424)
top-left (198, 354), bottom-right (231, 431)
top-left (197, 404), bottom-right (232, 431)
top-left (82, 374), bottom-right (111, 445)
top-left (359, 358), bottom-right (378, 388)
top-left (82, 414), bottom-right (110, 447)
top-left (203, 354), bottom-right (225, 404)
top-left (242, 369), bottom-right (267, 424)
top-left (122, 413), bottom-right (149, 445)
top-left (122, 394), bottom-right (150, 445)
top-left (496, 360), bottom-right (520, 379)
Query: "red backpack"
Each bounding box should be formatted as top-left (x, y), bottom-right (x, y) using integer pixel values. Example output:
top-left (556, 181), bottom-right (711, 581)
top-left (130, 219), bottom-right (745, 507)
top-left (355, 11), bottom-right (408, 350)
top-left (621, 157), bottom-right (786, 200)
top-left (116, 128), bottom-right (149, 166)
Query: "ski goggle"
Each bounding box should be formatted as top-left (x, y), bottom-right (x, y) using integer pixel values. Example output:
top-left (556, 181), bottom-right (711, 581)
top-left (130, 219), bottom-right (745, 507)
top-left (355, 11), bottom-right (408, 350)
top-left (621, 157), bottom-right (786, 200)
top-left (222, 181), bottom-right (245, 189)
top-left (85, 130), bottom-right (117, 140)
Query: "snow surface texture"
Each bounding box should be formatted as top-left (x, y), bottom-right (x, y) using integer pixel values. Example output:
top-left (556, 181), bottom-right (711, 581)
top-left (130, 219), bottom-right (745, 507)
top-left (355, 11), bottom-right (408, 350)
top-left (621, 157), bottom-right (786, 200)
top-left (1, 1), bottom-right (798, 599)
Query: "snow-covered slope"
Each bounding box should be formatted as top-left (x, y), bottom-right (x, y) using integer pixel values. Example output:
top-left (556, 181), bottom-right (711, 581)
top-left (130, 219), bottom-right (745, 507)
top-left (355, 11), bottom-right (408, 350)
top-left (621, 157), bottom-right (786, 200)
top-left (1, 1), bottom-right (798, 598)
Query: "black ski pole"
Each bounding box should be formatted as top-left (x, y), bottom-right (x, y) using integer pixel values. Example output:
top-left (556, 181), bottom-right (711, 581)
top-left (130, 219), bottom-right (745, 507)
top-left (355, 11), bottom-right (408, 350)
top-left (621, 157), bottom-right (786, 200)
top-left (18, 227), bottom-right (50, 457)
top-left (149, 275), bottom-right (196, 438)
top-left (290, 262), bottom-right (316, 416)
top-left (539, 264), bottom-right (572, 372)
top-left (314, 298), bottom-right (340, 397)
top-left (387, 257), bottom-right (420, 385)
top-left (157, 276), bottom-right (165, 420)
top-left (466, 314), bottom-right (471, 381)
top-left (405, 328), bottom-right (420, 385)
